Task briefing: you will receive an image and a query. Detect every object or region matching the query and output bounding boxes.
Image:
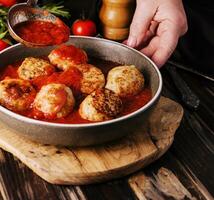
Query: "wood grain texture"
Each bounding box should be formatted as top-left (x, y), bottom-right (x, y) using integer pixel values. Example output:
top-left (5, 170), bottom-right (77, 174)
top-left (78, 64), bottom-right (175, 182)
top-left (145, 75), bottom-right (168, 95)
top-left (0, 97), bottom-right (183, 185)
top-left (162, 69), bottom-right (214, 195)
top-left (128, 151), bottom-right (214, 200)
top-left (129, 167), bottom-right (197, 200)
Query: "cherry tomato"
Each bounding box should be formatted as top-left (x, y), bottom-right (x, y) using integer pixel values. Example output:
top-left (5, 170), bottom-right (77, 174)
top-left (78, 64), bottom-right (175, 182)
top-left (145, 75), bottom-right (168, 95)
top-left (0, 0), bottom-right (17, 7)
top-left (72, 19), bottom-right (97, 37)
top-left (0, 40), bottom-right (9, 51)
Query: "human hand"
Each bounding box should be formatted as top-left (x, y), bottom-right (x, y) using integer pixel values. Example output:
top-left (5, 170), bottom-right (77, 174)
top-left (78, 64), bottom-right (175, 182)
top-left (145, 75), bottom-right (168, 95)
top-left (126, 0), bottom-right (188, 68)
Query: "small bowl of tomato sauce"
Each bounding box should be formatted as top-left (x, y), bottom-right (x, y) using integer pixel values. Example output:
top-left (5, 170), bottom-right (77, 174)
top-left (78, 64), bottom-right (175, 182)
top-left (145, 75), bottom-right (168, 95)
top-left (7, 2), bottom-right (70, 47)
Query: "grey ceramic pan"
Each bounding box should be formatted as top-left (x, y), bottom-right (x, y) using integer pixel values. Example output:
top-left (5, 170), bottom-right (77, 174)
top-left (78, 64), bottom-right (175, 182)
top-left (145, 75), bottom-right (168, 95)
top-left (0, 36), bottom-right (162, 146)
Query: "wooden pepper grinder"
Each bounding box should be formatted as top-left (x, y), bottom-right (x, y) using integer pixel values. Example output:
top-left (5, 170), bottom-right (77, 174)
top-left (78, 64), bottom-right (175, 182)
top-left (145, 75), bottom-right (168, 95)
top-left (99, 0), bottom-right (136, 41)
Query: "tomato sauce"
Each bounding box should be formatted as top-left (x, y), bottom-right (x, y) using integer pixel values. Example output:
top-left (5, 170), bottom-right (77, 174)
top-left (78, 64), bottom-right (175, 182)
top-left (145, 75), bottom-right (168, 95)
top-left (32, 67), bottom-right (82, 96)
top-left (52, 45), bottom-right (88, 63)
top-left (0, 62), bottom-right (20, 80)
top-left (14, 20), bottom-right (70, 45)
top-left (0, 57), bottom-right (152, 124)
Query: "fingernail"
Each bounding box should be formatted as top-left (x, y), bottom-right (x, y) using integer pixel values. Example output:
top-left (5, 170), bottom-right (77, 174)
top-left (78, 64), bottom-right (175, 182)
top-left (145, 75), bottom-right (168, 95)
top-left (127, 36), bottom-right (137, 47)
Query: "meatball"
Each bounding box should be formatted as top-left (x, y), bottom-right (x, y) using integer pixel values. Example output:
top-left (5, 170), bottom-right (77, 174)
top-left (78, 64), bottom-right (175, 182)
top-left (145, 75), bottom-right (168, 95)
top-left (105, 65), bottom-right (144, 98)
top-left (18, 57), bottom-right (55, 80)
top-left (33, 83), bottom-right (75, 119)
top-left (48, 44), bottom-right (88, 71)
top-left (78, 64), bottom-right (105, 94)
top-left (79, 88), bottom-right (122, 122)
top-left (0, 79), bottom-right (36, 112)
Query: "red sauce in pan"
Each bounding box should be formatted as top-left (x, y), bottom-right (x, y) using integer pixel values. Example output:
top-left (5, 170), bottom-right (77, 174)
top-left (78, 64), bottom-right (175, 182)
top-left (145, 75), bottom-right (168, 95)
top-left (32, 68), bottom-right (83, 96)
top-left (0, 57), bottom-right (152, 124)
top-left (52, 45), bottom-right (88, 63)
top-left (14, 20), bottom-right (70, 45)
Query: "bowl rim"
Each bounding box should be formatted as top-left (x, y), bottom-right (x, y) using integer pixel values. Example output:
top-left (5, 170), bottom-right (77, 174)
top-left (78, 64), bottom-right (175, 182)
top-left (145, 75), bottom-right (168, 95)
top-left (0, 36), bottom-right (162, 128)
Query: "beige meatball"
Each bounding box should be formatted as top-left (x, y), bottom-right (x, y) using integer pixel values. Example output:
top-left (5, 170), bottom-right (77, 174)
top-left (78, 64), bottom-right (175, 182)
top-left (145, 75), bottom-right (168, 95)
top-left (34, 83), bottom-right (75, 119)
top-left (78, 64), bottom-right (105, 94)
top-left (18, 57), bottom-right (55, 80)
top-left (0, 79), bottom-right (36, 112)
top-left (105, 65), bottom-right (144, 98)
top-left (79, 88), bottom-right (122, 122)
top-left (48, 44), bottom-right (88, 71)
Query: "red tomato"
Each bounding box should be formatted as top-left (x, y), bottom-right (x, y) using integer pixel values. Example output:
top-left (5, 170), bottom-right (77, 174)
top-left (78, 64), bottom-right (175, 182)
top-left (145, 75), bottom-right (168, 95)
top-left (0, 0), bottom-right (17, 7)
top-left (0, 40), bottom-right (9, 51)
top-left (72, 19), bottom-right (97, 37)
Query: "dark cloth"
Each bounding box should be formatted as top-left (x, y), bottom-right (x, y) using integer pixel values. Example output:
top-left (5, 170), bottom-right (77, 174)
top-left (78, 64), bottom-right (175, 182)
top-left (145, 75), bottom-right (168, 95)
top-left (176, 1), bottom-right (214, 75)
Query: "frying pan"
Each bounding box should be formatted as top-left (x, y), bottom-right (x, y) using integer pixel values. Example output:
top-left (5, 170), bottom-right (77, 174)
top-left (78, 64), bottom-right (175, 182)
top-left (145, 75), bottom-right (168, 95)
top-left (0, 36), bottom-right (162, 146)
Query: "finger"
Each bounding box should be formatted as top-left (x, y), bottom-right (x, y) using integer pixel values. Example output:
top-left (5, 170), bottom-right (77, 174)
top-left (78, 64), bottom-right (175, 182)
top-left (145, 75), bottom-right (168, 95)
top-left (127, 2), bottom-right (156, 48)
top-left (137, 21), bottom-right (158, 50)
top-left (151, 22), bottom-right (180, 67)
top-left (141, 22), bottom-right (180, 68)
top-left (140, 36), bottom-right (159, 57)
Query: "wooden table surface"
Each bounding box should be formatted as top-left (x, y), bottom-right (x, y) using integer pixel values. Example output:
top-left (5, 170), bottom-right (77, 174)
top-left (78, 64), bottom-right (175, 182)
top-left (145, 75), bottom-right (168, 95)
top-left (0, 66), bottom-right (213, 200)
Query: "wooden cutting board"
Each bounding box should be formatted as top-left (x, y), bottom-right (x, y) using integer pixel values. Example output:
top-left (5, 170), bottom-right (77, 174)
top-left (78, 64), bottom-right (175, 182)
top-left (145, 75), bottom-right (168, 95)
top-left (0, 97), bottom-right (183, 185)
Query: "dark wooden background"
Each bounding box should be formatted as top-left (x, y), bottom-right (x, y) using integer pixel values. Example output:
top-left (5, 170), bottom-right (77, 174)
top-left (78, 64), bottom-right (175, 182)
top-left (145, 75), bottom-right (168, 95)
top-left (0, 66), bottom-right (213, 200)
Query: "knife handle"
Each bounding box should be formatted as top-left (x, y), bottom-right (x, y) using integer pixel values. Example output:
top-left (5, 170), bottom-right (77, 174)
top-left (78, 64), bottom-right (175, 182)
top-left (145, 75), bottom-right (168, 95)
top-left (166, 64), bottom-right (200, 110)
